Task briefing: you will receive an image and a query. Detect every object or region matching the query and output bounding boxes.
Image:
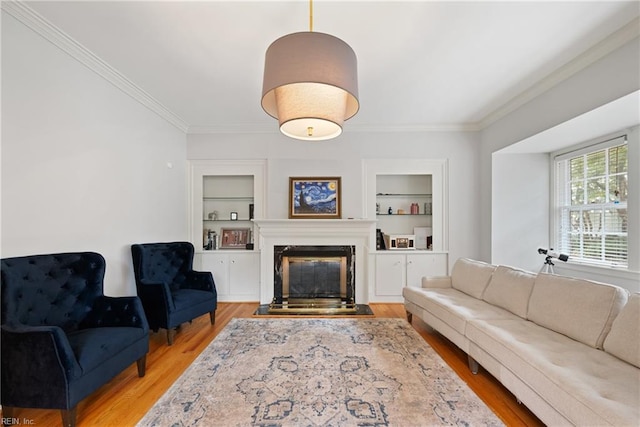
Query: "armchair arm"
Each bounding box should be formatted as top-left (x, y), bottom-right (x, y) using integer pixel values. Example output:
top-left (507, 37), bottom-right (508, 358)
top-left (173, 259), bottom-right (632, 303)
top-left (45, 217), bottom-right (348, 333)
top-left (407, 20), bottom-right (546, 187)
top-left (137, 279), bottom-right (175, 311)
top-left (421, 276), bottom-right (452, 289)
top-left (81, 296), bottom-right (149, 332)
top-left (184, 270), bottom-right (217, 295)
top-left (1, 324), bottom-right (82, 405)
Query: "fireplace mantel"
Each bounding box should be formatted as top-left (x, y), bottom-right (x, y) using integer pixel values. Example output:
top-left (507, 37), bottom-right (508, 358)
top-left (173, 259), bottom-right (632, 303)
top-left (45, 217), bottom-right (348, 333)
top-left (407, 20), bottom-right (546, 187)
top-left (253, 219), bottom-right (376, 236)
top-left (253, 219), bottom-right (377, 304)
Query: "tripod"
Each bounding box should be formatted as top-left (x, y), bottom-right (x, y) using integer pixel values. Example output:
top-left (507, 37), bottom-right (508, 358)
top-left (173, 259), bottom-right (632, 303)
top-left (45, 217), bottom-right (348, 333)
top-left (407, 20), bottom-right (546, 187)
top-left (540, 256), bottom-right (555, 274)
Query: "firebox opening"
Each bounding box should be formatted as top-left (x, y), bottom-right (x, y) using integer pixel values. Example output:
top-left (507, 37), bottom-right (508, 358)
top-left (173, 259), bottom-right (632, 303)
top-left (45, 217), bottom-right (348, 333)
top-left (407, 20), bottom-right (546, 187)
top-left (271, 245), bottom-right (356, 314)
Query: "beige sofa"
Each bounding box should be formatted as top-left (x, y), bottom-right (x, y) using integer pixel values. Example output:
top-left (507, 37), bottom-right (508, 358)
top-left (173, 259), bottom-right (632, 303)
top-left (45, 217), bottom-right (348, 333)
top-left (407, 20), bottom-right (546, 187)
top-left (403, 258), bottom-right (640, 426)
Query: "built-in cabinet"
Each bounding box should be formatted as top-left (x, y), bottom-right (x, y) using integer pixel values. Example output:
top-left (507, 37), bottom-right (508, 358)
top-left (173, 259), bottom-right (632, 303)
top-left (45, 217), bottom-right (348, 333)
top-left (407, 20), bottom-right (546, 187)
top-left (364, 159), bottom-right (449, 302)
top-left (189, 160), bottom-right (265, 301)
top-left (374, 252), bottom-right (448, 298)
top-left (199, 252), bottom-right (260, 301)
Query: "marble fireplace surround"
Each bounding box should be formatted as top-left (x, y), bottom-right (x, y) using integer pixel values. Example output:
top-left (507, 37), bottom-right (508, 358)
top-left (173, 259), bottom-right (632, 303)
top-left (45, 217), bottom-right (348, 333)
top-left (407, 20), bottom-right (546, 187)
top-left (253, 219), bottom-right (376, 305)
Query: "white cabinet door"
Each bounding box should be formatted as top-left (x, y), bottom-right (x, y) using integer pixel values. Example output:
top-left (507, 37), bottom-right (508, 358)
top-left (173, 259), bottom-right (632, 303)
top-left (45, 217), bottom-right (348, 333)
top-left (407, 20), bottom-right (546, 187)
top-left (199, 251), bottom-right (259, 301)
top-left (406, 253), bottom-right (448, 288)
top-left (228, 252), bottom-right (260, 300)
top-left (201, 252), bottom-right (230, 296)
top-left (375, 254), bottom-right (405, 296)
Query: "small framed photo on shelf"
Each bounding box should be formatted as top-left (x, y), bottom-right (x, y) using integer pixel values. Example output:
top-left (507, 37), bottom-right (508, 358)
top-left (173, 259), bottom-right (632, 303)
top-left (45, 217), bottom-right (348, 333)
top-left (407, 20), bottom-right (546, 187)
top-left (220, 228), bottom-right (250, 249)
top-left (230, 212), bottom-right (238, 220)
top-left (289, 176), bottom-right (341, 219)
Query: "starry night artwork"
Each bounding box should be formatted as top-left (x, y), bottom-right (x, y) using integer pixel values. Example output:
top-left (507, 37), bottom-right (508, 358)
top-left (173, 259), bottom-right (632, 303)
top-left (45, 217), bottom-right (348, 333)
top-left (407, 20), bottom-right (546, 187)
top-left (289, 177), bottom-right (342, 219)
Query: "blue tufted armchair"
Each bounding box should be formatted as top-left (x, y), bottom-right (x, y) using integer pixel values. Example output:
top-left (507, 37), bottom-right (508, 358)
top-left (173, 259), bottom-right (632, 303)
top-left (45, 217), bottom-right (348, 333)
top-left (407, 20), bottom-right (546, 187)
top-left (131, 241), bottom-right (217, 345)
top-left (1, 252), bottom-right (149, 427)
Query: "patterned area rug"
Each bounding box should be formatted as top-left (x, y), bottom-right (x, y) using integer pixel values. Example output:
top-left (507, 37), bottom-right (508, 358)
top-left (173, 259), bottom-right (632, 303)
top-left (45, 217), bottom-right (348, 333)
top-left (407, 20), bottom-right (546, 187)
top-left (138, 319), bottom-right (503, 426)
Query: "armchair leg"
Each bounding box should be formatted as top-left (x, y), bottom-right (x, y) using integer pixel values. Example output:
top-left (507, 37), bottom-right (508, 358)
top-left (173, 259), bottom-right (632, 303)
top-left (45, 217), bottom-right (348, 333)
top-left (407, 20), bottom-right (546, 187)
top-left (406, 311), bottom-right (413, 323)
top-left (209, 310), bottom-right (216, 325)
top-left (167, 328), bottom-right (175, 345)
top-left (137, 354), bottom-right (147, 377)
top-left (3, 405), bottom-right (16, 420)
top-left (61, 407), bottom-right (77, 427)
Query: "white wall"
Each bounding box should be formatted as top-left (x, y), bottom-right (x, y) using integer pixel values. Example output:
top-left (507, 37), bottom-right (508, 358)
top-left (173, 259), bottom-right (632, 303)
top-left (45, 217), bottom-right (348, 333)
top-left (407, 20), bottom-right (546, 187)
top-left (1, 12), bottom-right (188, 296)
top-left (491, 153), bottom-right (549, 272)
top-left (188, 130), bottom-right (481, 268)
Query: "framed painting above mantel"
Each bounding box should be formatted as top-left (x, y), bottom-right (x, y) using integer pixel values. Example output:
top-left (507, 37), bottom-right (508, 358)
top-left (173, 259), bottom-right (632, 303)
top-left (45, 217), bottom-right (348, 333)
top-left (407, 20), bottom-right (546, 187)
top-left (289, 177), bottom-right (342, 219)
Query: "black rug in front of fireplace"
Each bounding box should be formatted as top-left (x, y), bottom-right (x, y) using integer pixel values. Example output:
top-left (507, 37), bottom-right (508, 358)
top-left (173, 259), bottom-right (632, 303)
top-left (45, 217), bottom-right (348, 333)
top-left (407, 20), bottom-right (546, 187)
top-left (253, 304), bottom-right (374, 316)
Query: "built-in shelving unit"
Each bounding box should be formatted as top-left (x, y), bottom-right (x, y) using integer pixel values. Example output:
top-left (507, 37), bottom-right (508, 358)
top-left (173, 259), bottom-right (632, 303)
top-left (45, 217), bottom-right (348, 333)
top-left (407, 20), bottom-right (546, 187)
top-left (202, 176), bottom-right (254, 247)
top-left (363, 159), bottom-right (449, 301)
top-left (375, 175), bottom-right (433, 249)
top-left (189, 160), bottom-right (266, 301)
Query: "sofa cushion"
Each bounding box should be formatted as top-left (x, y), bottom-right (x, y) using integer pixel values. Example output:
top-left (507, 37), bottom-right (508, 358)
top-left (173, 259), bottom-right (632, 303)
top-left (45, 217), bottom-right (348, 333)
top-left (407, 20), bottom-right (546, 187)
top-left (67, 327), bottom-right (147, 374)
top-left (402, 287), bottom-right (517, 336)
top-left (528, 273), bottom-right (629, 349)
top-left (482, 265), bottom-right (536, 318)
top-left (604, 293), bottom-right (640, 368)
top-left (450, 258), bottom-right (496, 299)
top-left (466, 318), bottom-right (640, 426)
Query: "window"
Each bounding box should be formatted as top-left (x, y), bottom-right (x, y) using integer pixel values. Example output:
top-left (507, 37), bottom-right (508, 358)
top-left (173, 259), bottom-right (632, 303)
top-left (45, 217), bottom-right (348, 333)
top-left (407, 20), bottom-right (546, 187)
top-left (555, 137), bottom-right (628, 267)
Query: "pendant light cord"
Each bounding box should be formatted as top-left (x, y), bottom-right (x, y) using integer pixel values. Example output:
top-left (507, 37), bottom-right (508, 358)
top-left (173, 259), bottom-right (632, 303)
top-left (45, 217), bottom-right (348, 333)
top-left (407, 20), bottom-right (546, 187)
top-left (309, 0), bottom-right (313, 32)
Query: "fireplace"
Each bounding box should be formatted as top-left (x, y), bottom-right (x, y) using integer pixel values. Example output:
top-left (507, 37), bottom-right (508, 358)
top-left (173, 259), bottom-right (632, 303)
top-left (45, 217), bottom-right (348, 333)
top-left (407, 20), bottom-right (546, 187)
top-left (271, 245), bottom-right (356, 313)
top-left (253, 219), bottom-right (376, 306)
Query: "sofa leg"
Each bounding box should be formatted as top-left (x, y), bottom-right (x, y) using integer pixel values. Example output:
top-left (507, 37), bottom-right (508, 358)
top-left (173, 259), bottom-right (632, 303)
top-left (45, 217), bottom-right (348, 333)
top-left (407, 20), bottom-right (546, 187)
top-left (406, 311), bottom-right (413, 323)
top-left (61, 407), bottom-right (77, 427)
top-left (167, 329), bottom-right (175, 346)
top-left (209, 310), bottom-right (216, 325)
top-left (467, 355), bottom-right (479, 375)
top-left (137, 354), bottom-right (147, 377)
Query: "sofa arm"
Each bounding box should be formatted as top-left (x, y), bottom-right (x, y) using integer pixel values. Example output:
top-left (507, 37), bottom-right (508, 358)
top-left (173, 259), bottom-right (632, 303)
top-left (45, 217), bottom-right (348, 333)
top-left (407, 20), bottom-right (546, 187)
top-left (81, 296), bottom-right (149, 332)
top-left (185, 270), bottom-right (217, 296)
top-left (1, 324), bottom-right (82, 397)
top-left (422, 276), bottom-right (452, 288)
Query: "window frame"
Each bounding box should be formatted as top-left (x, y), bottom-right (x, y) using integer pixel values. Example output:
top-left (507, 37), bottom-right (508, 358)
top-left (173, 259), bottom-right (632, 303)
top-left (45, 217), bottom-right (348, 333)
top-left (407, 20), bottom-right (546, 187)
top-left (553, 135), bottom-right (628, 268)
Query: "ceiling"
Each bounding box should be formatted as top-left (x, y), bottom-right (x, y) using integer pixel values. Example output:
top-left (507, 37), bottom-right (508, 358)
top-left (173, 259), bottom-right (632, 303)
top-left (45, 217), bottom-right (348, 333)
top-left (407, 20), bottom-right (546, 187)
top-left (22, 1), bottom-right (640, 134)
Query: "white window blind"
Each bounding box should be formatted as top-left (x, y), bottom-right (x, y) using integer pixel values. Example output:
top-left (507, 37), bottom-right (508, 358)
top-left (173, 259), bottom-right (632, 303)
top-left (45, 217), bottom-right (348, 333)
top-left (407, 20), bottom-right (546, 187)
top-left (555, 136), bottom-right (628, 267)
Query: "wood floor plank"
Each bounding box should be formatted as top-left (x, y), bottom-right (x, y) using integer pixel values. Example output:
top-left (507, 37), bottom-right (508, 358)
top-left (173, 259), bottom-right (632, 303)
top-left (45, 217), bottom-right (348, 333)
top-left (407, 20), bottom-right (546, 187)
top-left (1, 302), bottom-right (543, 426)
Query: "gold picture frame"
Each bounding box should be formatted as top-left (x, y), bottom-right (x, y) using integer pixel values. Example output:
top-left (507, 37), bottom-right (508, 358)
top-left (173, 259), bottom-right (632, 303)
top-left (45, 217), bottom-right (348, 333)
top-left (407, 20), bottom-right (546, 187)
top-left (289, 177), bottom-right (342, 219)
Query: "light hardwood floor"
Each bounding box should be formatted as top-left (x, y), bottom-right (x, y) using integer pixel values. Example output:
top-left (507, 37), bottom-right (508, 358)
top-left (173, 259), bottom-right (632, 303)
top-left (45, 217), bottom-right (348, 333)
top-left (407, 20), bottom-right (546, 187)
top-left (1, 303), bottom-right (544, 426)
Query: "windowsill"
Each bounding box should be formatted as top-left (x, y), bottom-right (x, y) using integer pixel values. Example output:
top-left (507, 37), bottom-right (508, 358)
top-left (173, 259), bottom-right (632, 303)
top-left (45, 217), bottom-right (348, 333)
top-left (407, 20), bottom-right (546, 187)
top-left (553, 261), bottom-right (640, 292)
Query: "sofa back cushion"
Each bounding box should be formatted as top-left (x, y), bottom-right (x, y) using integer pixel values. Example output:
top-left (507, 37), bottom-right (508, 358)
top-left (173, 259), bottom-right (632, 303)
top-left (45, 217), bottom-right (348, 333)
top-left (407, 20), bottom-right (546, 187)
top-left (131, 242), bottom-right (195, 292)
top-left (603, 293), bottom-right (640, 368)
top-left (451, 258), bottom-right (496, 299)
top-left (482, 265), bottom-right (536, 318)
top-left (1, 252), bottom-right (105, 333)
top-left (528, 273), bottom-right (629, 349)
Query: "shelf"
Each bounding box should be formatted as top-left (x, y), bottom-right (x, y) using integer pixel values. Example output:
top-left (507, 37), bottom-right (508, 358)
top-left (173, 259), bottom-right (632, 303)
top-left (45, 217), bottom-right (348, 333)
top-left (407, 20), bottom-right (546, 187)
top-left (376, 193), bottom-right (431, 197)
top-left (204, 219), bottom-right (252, 222)
top-left (377, 213), bottom-right (431, 216)
top-left (203, 197), bottom-right (253, 201)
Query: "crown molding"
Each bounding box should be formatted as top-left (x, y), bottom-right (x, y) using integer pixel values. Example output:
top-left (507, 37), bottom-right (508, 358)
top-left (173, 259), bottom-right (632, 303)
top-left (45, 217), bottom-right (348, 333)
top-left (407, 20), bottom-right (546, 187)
top-left (2, 0), bottom-right (190, 133)
top-left (479, 17), bottom-right (640, 130)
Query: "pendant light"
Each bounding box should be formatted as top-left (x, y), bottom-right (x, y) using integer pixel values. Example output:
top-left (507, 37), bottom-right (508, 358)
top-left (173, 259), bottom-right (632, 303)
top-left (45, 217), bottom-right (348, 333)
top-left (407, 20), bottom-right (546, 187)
top-left (261, 0), bottom-right (359, 141)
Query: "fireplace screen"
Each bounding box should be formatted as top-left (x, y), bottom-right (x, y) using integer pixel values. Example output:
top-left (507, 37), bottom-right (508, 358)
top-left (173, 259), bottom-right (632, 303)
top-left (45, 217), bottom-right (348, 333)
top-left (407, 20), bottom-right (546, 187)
top-left (273, 245), bottom-right (355, 308)
top-left (283, 256), bottom-right (347, 301)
